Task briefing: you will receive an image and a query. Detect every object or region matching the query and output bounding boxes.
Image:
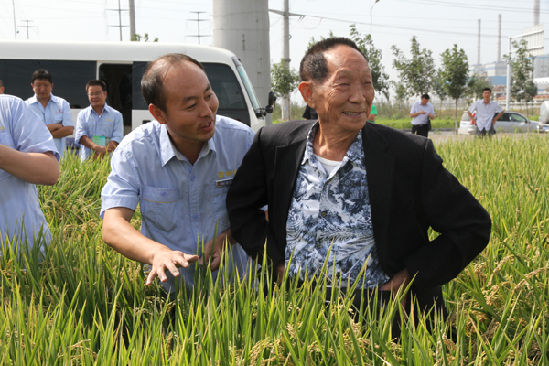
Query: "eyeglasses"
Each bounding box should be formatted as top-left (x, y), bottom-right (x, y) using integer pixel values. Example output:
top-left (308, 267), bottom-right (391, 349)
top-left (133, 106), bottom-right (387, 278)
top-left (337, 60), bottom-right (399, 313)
top-left (88, 91), bottom-right (104, 97)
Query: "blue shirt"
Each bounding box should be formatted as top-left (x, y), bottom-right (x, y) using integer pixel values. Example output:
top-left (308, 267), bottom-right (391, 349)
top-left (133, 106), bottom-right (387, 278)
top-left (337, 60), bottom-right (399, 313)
top-left (101, 115), bottom-right (254, 291)
top-left (285, 123), bottom-right (390, 288)
top-left (26, 93), bottom-right (73, 158)
top-left (0, 95), bottom-right (59, 255)
top-left (75, 104), bottom-right (124, 161)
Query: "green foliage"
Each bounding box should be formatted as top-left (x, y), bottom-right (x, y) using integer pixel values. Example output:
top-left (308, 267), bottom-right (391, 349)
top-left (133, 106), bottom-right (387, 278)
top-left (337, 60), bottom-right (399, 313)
top-left (1, 141), bottom-right (548, 364)
top-left (131, 33), bottom-right (158, 42)
top-left (392, 37), bottom-right (436, 98)
top-left (467, 74), bottom-right (493, 100)
top-left (439, 44), bottom-right (469, 101)
top-left (349, 25), bottom-right (391, 100)
top-left (270, 60), bottom-right (299, 97)
top-left (439, 44), bottom-right (469, 129)
top-left (506, 39), bottom-right (537, 102)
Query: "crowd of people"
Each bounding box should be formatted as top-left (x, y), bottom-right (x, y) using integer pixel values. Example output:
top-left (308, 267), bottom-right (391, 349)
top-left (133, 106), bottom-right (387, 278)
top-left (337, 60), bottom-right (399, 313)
top-left (1, 38), bottom-right (491, 334)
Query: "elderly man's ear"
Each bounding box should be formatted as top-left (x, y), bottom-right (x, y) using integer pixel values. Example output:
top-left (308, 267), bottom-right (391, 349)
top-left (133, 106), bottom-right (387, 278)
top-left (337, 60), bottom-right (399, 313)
top-left (298, 81), bottom-right (315, 108)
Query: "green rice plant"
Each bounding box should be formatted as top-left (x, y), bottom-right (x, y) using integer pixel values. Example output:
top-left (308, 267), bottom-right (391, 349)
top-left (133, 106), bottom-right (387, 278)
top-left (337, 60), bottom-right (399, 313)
top-left (0, 135), bottom-right (547, 364)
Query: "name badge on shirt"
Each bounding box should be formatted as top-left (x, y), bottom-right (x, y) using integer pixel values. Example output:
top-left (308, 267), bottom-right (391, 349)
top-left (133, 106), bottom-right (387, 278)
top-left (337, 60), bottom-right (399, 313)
top-left (215, 178), bottom-right (233, 188)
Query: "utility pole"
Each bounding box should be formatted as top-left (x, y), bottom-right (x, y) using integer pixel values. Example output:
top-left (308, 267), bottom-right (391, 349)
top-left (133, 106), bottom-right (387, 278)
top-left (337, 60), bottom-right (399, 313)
top-left (129, 0), bottom-right (136, 40)
top-left (17, 20), bottom-right (35, 39)
top-left (187, 11), bottom-right (209, 44)
top-left (107, 0), bottom-right (128, 41)
top-left (11, 0), bottom-right (17, 38)
top-left (497, 14), bottom-right (501, 62)
top-left (282, 0), bottom-right (290, 120)
top-left (477, 18), bottom-right (481, 65)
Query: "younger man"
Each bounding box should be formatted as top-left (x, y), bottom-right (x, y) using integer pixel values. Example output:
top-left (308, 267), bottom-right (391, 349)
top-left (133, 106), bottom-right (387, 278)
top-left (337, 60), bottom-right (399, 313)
top-left (468, 88), bottom-right (503, 136)
top-left (26, 69), bottom-right (74, 158)
top-left (75, 80), bottom-right (124, 161)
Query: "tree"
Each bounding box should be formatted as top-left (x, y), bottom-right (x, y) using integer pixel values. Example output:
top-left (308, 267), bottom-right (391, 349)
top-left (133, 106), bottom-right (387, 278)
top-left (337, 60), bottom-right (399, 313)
top-left (349, 25), bottom-right (390, 99)
top-left (271, 60), bottom-right (299, 120)
top-left (391, 37), bottom-right (436, 99)
top-left (466, 74), bottom-right (492, 100)
top-left (439, 44), bottom-right (469, 130)
top-left (506, 39), bottom-right (537, 103)
top-left (131, 33), bottom-right (158, 42)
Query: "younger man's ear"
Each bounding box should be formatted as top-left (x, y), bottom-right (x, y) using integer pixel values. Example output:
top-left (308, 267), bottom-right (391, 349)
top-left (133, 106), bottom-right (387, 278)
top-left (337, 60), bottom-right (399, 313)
top-left (149, 104), bottom-right (167, 124)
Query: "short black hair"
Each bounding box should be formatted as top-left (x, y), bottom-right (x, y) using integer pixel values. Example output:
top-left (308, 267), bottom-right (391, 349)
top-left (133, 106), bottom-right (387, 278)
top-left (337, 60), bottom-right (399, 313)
top-left (421, 93), bottom-right (430, 100)
top-left (31, 69), bottom-right (53, 84)
top-left (86, 80), bottom-right (107, 92)
top-left (299, 37), bottom-right (367, 82)
top-left (141, 53), bottom-right (205, 112)
top-left (482, 87), bottom-right (492, 93)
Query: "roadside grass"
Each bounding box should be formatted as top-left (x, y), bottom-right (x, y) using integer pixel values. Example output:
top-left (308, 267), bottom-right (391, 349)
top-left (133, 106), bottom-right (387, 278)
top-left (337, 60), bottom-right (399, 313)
top-left (0, 135), bottom-right (547, 364)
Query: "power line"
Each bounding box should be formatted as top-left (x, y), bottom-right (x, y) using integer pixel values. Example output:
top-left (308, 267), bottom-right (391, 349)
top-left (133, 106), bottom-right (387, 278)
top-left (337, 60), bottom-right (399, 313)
top-left (106, 0), bottom-right (129, 41)
top-left (186, 11), bottom-right (210, 44)
top-left (17, 19), bottom-right (36, 39)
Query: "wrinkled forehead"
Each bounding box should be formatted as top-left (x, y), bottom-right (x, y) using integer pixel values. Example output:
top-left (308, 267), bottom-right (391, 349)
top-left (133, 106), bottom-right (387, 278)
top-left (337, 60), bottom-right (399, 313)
top-left (324, 46), bottom-right (370, 76)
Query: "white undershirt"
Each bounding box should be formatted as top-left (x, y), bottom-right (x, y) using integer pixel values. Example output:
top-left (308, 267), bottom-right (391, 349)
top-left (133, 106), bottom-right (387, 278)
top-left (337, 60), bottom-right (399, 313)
top-left (315, 154), bottom-right (342, 176)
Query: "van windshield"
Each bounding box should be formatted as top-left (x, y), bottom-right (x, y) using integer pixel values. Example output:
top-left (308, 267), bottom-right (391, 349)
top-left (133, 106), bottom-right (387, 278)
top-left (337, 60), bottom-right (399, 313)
top-left (132, 61), bottom-right (251, 124)
top-left (232, 57), bottom-right (261, 112)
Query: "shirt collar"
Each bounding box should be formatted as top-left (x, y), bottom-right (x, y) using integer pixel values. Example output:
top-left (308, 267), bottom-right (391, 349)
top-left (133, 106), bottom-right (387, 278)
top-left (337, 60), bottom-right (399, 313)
top-left (302, 122), bottom-right (364, 166)
top-left (159, 123), bottom-right (215, 167)
top-left (91, 103), bottom-right (108, 116)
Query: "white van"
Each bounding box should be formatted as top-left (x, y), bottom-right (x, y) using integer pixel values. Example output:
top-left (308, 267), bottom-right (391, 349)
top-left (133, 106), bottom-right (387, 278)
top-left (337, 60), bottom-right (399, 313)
top-left (0, 40), bottom-right (273, 133)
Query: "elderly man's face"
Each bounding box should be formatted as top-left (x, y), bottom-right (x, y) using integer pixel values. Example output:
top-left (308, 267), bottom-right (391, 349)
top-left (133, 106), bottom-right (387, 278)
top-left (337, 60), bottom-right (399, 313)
top-left (308, 45), bottom-right (374, 133)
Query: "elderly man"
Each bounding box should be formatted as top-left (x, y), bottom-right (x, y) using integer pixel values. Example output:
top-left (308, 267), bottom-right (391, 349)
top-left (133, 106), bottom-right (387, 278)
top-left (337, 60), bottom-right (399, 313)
top-left (26, 69), bottom-right (74, 158)
top-left (227, 38), bottom-right (491, 319)
top-left (0, 94), bottom-right (59, 256)
top-left (101, 53), bottom-right (253, 292)
top-left (468, 88), bottom-right (503, 136)
top-left (75, 80), bottom-right (124, 161)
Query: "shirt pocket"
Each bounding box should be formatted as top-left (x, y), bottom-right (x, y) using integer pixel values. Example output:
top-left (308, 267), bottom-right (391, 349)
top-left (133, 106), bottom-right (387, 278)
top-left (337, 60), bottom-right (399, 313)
top-left (140, 186), bottom-right (182, 232)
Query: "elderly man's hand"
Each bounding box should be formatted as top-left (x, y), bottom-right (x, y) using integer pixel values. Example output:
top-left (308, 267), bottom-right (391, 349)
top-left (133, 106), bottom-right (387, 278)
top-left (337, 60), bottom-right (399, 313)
top-left (145, 247), bottom-right (199, 285)
top-left (380, 268), bottom-right (410, 292)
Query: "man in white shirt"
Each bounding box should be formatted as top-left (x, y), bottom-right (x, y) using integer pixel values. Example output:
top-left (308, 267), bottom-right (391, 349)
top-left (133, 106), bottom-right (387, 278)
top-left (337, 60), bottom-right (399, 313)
top-left (410, 94), bottom-right (435, 137)
top-left (26, 69), bottom-right (74, 157)
top-left (468, 88), bottom-right (504, 136)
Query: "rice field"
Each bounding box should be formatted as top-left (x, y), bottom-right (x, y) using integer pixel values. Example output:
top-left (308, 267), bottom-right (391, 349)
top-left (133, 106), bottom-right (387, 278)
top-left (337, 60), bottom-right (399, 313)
top-left (1, 134), bottom-right (547, 365)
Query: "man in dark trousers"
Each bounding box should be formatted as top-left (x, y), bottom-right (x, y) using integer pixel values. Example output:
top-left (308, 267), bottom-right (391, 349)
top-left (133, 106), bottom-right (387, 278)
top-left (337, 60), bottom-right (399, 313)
top-left (226, 38), bottom-right (490, 323)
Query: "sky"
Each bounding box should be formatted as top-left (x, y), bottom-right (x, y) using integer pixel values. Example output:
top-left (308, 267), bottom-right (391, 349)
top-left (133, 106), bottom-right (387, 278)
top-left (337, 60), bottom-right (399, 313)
top-left (1, 0), bottom-right (547, 97)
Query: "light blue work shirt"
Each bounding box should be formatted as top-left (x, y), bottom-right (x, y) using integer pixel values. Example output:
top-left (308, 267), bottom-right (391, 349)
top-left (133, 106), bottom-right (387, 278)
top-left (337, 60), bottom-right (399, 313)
top-left (75, 103), bottom-right (124, 161)
top-left (0, 95), bottom-right (59, 255)
top-left (26, 93), bottom-right (73, 158)
top-left (101, 115), bottom-right (253, 291)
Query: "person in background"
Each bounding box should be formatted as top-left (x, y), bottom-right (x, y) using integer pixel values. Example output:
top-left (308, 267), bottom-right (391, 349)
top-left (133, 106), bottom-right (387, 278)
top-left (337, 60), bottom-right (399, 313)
top-left (227, 38), bottom-right (491, 330)
top-left (0, 94), bottom-right (59, 257)
top-left (410, 93), bottom-right (435, 137)
top-left (26, 69), bottom-right (74, 158)
top-left (368, 104), bottom-right (377, 123)
top-left (101, 53), bottom-right (253, 292)
top-left (468, 88), bottom-right (503, 136)
top-left (0, 80), bottom-right (5, 94)
top-left (302, 105), bottom-right (318, 120)
top-left (75, 80), bottom-right (124, 161)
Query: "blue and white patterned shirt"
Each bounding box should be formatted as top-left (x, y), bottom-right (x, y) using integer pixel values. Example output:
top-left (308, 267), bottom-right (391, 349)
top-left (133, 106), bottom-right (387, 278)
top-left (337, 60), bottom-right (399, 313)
top-left (101, 115), bottom-right (253, 291)
top-left (285, 123), bottom-right (390, 288)
top-left (75, 103), bottom-right (124, 161)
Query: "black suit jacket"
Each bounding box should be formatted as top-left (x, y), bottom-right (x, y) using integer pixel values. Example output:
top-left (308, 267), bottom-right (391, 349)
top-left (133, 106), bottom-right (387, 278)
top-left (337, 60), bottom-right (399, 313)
top-left (227, 121), bottom-right (491, 308)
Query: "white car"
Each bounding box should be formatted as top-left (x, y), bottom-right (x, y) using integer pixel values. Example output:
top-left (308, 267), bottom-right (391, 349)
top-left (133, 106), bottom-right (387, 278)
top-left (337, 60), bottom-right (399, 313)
top-left (458, 111), bottom-right (540, 135)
